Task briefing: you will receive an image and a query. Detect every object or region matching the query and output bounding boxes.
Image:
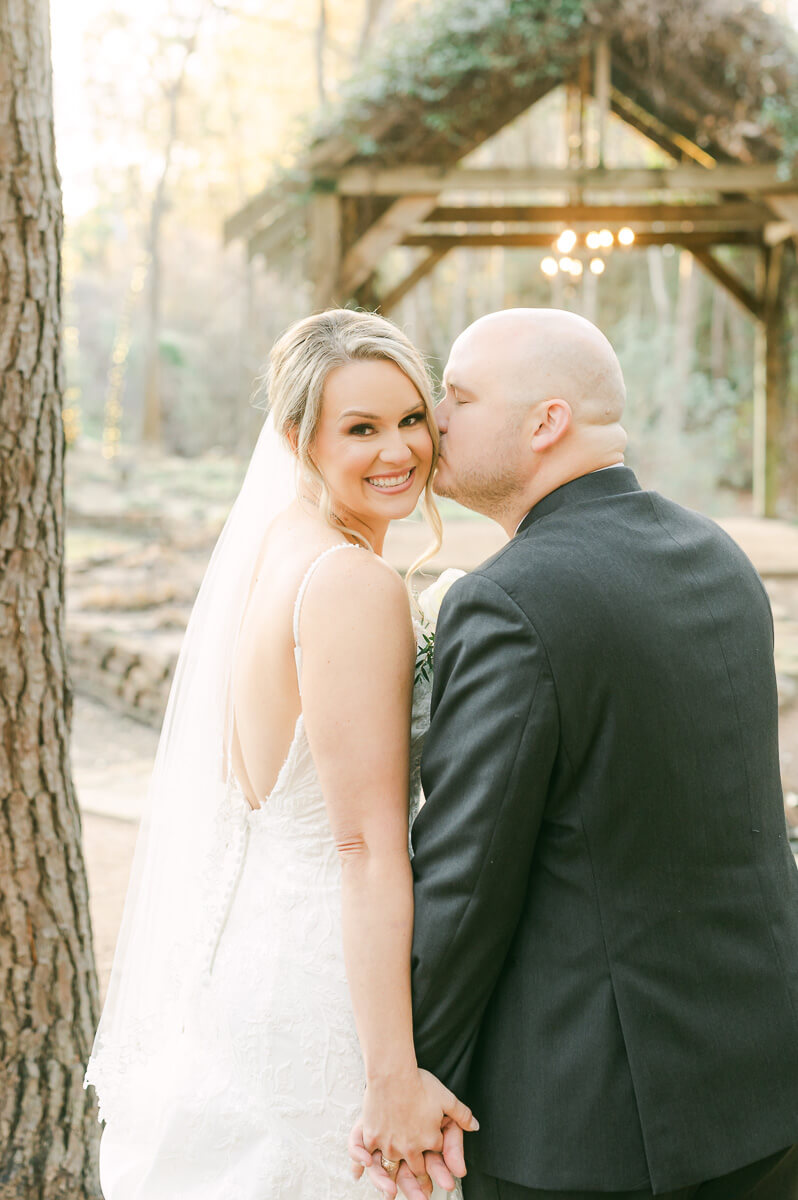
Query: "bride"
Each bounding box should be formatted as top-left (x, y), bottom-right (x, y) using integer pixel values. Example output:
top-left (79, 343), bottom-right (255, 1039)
top-left (84, 308), bottom-right (476, 1199)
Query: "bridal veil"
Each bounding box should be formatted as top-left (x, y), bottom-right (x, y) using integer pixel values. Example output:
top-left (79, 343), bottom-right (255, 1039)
top-left (84, 413), bottom-right (297, 1125)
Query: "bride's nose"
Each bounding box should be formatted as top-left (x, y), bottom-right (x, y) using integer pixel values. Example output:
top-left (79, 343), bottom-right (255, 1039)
top-left (378, 432), bottom-right (414, 464)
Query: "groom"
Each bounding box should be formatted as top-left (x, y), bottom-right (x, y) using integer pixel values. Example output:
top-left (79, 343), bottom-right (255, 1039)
top-left (355, 309), bottom-right (798, 1198)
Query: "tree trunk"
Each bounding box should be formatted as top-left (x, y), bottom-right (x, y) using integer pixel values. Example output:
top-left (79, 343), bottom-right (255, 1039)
top-left (646, 246), bottom-right (673, 421)
top-left (710, 282), bottom-right (729, 398)
top-left (357, 0), bottom-right (393, 55)
top-left (672, 250), bottom-right (700, 433)
top-left (0, 1), bottom-right (102, 1195)
top-left (141, 24), bottom-right (201, 447)
top-left (315, 0), bottom-right (327, 104)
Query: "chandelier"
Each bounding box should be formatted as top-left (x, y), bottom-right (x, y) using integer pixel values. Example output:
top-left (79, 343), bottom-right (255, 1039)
top-left (540, 226), bottom-right (636, 279)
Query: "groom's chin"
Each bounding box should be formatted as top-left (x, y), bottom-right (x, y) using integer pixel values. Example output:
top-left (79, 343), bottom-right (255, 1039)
top-left (432, 469), bottom-right (454, 500)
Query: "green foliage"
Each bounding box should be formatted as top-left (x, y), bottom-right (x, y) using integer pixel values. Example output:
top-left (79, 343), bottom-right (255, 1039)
top-left (310, 0), bottom-right (591, 151)
top-left (301, 0), bottom-right (798, 176)
top-left (762, 94), bottom-right (798, 178)
top-left (159, 335), bottom-right (187, 368)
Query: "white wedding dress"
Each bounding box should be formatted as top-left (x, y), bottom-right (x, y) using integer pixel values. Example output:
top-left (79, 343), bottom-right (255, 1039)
top-left (98, 544), bottom-right (434, 1200)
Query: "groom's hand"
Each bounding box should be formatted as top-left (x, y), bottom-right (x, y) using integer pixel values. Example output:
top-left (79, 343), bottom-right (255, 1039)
top-left (349, 1117), bottom-right (466, 1197)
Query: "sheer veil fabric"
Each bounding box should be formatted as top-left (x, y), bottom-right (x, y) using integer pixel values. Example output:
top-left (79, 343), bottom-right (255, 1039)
top-left (84, 413), bottom-right (298, 1127)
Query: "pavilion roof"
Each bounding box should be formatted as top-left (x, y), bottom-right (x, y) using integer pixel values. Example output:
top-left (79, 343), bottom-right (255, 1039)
top-left (226, 0), bottom-right (798, 243)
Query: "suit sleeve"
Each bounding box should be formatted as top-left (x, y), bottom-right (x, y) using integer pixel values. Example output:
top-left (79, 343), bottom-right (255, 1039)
top-left (410, 570), bottom-right (558, 1098)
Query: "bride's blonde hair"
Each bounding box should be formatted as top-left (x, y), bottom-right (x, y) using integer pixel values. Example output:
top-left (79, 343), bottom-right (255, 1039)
top-left (262, 308), bottom-right (442, 593)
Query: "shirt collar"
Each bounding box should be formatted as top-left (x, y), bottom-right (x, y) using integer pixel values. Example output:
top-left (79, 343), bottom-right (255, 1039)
top-left (513, 464), bottom-right (637, 538)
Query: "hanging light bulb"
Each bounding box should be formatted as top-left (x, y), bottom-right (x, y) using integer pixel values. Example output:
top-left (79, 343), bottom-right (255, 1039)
top-left (586, 231), bottom-right (601, 250)
top-left (558, 257), bottom-right (575, 273)
top-left (598, 229), bottom-right (614, 248)
top-left (618, 227), bottom-right (635, 246)
top-left (556, 229), bottom-right (577, 254)
top-left (541, 256), bottom-right (559, 277)
top-left (589, 258), bottom-right (606, 275)
top-left (570, 259), bottom-right (584, 277)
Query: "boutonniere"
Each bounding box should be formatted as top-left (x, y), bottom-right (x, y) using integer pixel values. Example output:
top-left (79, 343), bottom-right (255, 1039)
top-left (414, 568), bottom-right (467, 684)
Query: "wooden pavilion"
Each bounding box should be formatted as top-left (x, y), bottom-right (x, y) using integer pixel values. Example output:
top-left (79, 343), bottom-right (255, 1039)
top-left (225, 0), bottom-right (798, 515)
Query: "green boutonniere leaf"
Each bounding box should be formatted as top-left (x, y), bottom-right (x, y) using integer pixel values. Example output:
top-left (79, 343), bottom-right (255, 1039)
top-left (415, 628), bottom-right (435, 685)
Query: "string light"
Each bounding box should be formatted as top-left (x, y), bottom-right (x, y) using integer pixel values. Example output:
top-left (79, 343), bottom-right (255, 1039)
top-left (541, 256), bottom-right (559, 277)
top-left (598, 229), bottom-right (614, 248)
top-left (586, 231), bottom-right (601, 250)
top-left (589, 258), bottom-right (606, 275)
top-left (556, 229), bottom-right (577, 254)
top-left (618, 227), bottom-right (635, 245)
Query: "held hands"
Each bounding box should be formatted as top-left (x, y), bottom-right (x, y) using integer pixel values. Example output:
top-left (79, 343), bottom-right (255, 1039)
top-left (348, 1068), bottom-right (478, 1198)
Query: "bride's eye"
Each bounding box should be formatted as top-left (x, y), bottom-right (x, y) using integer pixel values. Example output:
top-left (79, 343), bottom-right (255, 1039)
top-left (349, 423), bottom-right (375, 436)
top-left (401, 410), bottom-right (426, 426)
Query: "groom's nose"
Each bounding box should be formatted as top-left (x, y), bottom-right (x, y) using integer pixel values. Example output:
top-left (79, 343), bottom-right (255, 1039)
top-left (435, 397), bottom-right (449, 433)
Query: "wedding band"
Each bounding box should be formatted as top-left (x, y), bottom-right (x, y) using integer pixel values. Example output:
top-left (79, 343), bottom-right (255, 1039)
top-left (380, 1156), bottom-right (400, 1174)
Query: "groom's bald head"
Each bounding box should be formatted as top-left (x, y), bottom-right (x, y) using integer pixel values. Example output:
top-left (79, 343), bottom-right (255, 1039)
top-left (435, 308), bottom-right (628, 532)
top-left (449, 307), bottom-right (626, 425)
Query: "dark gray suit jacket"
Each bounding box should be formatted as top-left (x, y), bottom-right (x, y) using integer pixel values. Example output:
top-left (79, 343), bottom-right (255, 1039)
top-left (410, 467), bottom-right (798, 1195)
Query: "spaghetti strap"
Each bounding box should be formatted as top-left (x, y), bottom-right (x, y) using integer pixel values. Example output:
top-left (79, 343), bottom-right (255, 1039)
top-left (292, 543), bottom-right (361, 690)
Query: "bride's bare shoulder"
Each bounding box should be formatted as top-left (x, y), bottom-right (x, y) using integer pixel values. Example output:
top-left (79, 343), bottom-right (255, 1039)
top-left (297, 543), bottom-right (410, 643)
top-left (255, 508), bottom-right (405, 617)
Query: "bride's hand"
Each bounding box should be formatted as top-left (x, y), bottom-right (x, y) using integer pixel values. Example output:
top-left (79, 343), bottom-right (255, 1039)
top-left (350, 1116), bottom-right (468, 1199)
top-left (360, 1067), bottom-right (478, 1181)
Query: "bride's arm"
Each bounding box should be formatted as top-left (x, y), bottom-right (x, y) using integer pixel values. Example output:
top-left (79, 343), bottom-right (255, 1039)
top-left (299, 550), bottom-right (476, 1178)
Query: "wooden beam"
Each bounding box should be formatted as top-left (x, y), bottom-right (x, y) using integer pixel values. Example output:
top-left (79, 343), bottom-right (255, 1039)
top-left (764, 222), bottom-right (795, 247)
top-left (764, 195), bottom-right (798, 248)
top-left (377, 250), bottom-right (448, 315)
top-left (403, 231), bottom-right (762, 249)
top-left (225, 174), bottom-right (311, 245)
top-left (425, 203), bottom-right (769, 226)
top-left (224, 106), bottom-right (408, 244)
top-left (339, 196), bottom-right (438, 297)
top-left (336, 164), bottom-right (797, 197)
top-left (594, 36), bottom-right (610, 169)
top-left (610, 88), bottom-right (717, 169)
top-left (309, 193), bottom-right (342, 309)
top-left (246, 206), bottom-right (305, 262)
top-left (691, 249), bottom-right (761, 320)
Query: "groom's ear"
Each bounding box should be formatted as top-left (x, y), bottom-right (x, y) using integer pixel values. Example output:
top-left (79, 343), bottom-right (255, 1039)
top-left (529, 398), bottom-right (572, 452)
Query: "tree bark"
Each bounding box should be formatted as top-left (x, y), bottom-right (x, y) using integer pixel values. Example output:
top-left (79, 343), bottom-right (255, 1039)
top-left (0, 1), bottom-right (102, 1195)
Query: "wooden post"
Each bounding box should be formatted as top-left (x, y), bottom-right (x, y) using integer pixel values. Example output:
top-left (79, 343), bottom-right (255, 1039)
top-left (594, 36), bottom-right (610, 169)
top-left (309, 191), bottom-right (342, 309)
top-left (753, 245), bottom-right (785, 517)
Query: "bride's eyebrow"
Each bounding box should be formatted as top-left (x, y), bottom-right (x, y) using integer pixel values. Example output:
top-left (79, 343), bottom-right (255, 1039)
top-left (338, 404), bottom-right (424, 421)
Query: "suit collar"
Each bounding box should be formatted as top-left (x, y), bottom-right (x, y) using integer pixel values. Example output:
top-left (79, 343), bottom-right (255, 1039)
top-left (515, 466), bottom-right (642, 536)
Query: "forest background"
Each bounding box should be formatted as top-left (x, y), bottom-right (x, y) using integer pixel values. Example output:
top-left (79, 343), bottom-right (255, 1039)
top-left (52, 0), bottom-right (798, 518)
